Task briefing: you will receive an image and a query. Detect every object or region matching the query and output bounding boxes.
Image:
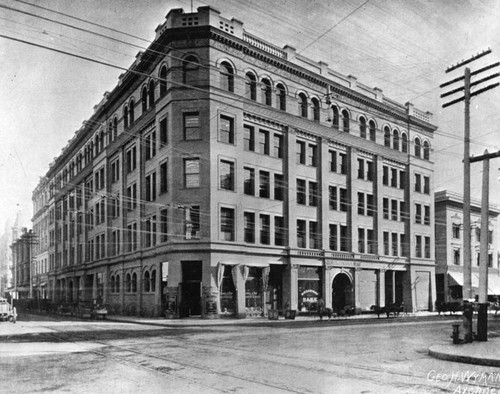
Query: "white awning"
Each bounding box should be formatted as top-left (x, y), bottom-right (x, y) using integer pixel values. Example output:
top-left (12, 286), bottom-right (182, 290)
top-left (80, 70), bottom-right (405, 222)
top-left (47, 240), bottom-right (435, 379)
top-left (448, 271), bottom-right (500, 295)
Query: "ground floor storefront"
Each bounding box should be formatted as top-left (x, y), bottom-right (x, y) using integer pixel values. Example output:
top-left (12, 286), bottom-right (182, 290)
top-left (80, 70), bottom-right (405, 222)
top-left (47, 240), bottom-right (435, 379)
top-left (436, 268), bottom-right (500, 303)
top-left (44, 252), bottom-right (436, 318)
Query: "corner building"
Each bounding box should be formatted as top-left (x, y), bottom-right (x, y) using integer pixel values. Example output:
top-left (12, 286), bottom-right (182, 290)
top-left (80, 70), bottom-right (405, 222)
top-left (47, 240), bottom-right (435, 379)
top-left (33, 6), bottom-right (437, 318)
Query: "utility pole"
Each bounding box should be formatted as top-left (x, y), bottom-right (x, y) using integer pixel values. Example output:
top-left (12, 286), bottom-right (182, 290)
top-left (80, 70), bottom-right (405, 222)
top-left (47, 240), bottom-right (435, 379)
top-left (441, 48), bottom-right (499, 343)
top-left (470, 149), bottom-right (500, 341)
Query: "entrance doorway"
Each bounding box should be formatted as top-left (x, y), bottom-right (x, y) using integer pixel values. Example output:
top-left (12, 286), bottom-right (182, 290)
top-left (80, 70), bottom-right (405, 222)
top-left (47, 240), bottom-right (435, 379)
top-left (181, 261), bottom-right (202, 317)
top-left (332, 273), bottom-right (353, 312)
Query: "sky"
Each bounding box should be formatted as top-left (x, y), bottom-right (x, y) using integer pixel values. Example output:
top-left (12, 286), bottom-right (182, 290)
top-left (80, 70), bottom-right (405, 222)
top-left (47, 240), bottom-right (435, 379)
top-left (1, 0), bottom-right (500, 230)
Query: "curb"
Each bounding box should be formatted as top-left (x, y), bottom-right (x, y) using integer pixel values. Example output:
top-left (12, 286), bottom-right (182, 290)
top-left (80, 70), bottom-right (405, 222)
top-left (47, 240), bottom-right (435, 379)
top-left (428, 346), bottom-right (500, 368)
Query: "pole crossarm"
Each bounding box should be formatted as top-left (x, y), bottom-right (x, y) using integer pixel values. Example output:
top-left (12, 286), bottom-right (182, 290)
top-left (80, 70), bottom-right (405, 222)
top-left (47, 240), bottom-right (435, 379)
top-left (442, 81), bottom-right (499, 108)
top-left (445, 48), bottom-right (491, 73)
top-left (469, 150), bottom-right (500, 163)
top-left (441, 72), bottom-right (499, 98)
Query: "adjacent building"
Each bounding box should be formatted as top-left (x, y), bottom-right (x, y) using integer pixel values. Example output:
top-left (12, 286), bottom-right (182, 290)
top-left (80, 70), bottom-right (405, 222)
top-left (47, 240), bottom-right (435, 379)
top-left (435, 190), bottom-right (500, 302)
top-left (31, 6), bottom-right (437, 318)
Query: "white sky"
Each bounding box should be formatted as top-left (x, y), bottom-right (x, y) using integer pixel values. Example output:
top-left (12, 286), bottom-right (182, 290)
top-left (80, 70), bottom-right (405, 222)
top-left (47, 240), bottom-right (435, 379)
top-left (1, 0), bottom-right (500, 229)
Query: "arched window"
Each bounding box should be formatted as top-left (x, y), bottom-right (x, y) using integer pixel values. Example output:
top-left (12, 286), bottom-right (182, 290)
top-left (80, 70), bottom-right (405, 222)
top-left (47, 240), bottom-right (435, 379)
top-left (423, 140), bottom-right (430, 160)
top-left (261, 78), bottom-right (272, 106)
top-left (116, 274), bottom-right (120, 293)
top-left (392, 129), bottom-right (400, 150)
top-left (359, 117), bottom-right (367, 139)
top-left (110, 275), bottom-right (115, 293)
top-left (384, 126), bottom-right (391, 147)
top-left (402, 132), bottom-right (408, 153)
top-left (107, 122), bottom-right (113, 143)
top-left (143, 271), bottom-right (150, 292)
top-left (369, 120), bottom-right (376, 142)
top-left (245, 72), bottom-right (257, 101)
top-left (141, 86), bottom-right (148, 113)
top-left (299, 93), bottom-right (308, 118)
top-left (113, 117), bottom-right (118, 139)
top-left (220, 62), bottom-right (234, 92)
top-left (129, 99), bottom-right (135, 124)
top-left (332, 106), bottom-right (340, 130)
top-left (148, 80), bottom-right (155, 107)
top-left (311, 97), bottom-right (320, 122)
top-left (183, 55), bottom-right (199, 85)
top-left (151, 270), bottom-right (156, 292)
top-left (100, 131), bottom-right (105, 151)
top-left (132, 272), bottom-right (137, 293)
top-left (159, 65), bottom-right (167, 97)
top-left (415, 137), bottom-right (422, 158)
top-left (123, 105), bottom-right (129, 128)
top-left (95, 135), bottom-right (100, 155)
top-left (276, 83), bottom-right (286, 110)
top-left (126, 273), bottom-right (131, 292)
top-left (342, 109), bottom-right (350, 133)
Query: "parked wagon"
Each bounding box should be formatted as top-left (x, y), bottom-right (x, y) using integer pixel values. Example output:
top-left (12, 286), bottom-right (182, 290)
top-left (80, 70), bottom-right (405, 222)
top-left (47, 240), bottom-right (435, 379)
top-left (0, 298), bottom-right (17, 323)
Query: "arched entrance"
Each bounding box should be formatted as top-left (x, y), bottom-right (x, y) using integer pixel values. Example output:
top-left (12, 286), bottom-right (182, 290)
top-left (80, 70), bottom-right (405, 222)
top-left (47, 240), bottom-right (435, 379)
top-left (332, 273), bottom-right (353, 312)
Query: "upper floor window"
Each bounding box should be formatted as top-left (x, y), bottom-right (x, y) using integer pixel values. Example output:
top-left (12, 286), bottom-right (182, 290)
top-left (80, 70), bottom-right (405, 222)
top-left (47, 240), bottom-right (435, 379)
top-left (384, 126), bottom-right (391, 147)
top-left (245, 72), bottom-right (257, 101)
top-left (184, 158), bottom-right (200, 188)
top-left (359, 117), bottom-right (367, 139)
top-left (123, 105), bottom-right (129, 128)
top-left (148, 79), bottom-right (155, 107)
top-left (423, 140), bottom-right (430, 160)
top-left (220, 62), bottom-right (234, 92)
top-left (452, 223), bottom-right (460, 239)
top-left (219, 160), bottom-right (235, 191)
top-left (220, 207), bottom-right (235, 241)
top-left (369, 120), bottom-right (376, 142)
top-left (393, 130), bottom-right (400, 150)
top-left (299, 93), bottom-right (308, 118)
top-left (184, 112), bottom-right (200, 140)
top-left (276, 83), bottom-right (286, 110)
top-left (415, 137), bottom-right (422, 158)
top-left (219, 115), bottom-right (234, 144)
top-left (402, 132), bottom-right (408, 153)
top-left (311, 98), bottom-right (320, 122)
top-left (159, 65), bottom-right (167, 96)
top-left (342, 110), bottom-right (350, 133)
top-left (141, 86), bottom-right (148, 113)
top-left (183, 55), bottom-right (199, 85)
top-left (129, 99), bottom-right (135, 124)
top-left (244, 125), bottom-right (255, 151)
top-left (262, 78), bottom-right (272, 106)
top-left (332, 106), bottom-right (340, 130)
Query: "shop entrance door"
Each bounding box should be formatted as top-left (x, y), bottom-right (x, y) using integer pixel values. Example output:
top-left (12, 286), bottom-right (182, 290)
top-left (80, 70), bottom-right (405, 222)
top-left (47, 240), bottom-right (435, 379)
top-left (332, 273), bottom-right (353, 312)
top-left (181, 261), bottom-right (202, 316)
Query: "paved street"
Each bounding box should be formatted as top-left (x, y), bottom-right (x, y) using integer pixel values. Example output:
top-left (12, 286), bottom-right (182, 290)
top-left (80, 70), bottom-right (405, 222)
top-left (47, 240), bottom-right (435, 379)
top-left (1, 314), bottom-right (500, 393)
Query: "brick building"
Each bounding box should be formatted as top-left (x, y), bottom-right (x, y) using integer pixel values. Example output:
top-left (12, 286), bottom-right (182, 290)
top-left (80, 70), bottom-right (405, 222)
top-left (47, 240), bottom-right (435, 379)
top-left (32, 6), bottom-right (437, 318)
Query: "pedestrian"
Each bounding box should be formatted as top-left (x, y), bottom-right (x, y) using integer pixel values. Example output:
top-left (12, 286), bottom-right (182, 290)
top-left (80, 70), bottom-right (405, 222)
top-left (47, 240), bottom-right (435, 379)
top-left (317, 297), bottom-right (325, 320)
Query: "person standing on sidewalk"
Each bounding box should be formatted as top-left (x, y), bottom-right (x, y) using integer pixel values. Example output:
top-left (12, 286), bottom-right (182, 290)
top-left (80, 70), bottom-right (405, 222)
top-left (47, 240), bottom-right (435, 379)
top-left (317, 297), bottom-right (325, 320)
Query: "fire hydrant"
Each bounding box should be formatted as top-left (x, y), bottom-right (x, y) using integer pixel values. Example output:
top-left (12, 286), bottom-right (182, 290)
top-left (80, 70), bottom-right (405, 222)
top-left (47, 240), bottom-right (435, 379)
top-left (451, 323), bottom-right (461, 344)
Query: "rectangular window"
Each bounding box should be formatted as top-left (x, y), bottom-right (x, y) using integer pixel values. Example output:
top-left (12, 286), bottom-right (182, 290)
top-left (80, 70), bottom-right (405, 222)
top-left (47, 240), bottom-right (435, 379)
top-left (274, 174), bottom-right (284, 201)
top-left (274, 216), bottom-right (285, 246)
top-left (399, 170), bottom-right (406, 189)
top-left (111, 159), bottom-right (120, 183)
top-left (329, 150), bottom-right (337, 172)
top-left (258, 129), bottom-right (269, 155)
top-left (423, 176), bottom-right (430, 194)
top-left (391, 233), bottom-right (398, 256)
top-left (383, 231), bottom-right (390, 255)
top-left (329, 224), bottom-right (338, 251)
top-left (339, 153), bottom-right (347, 175)
top-left (415, 235), bottom-right (422, 258)
top-left (357, 159), bottom-right (364, 180)
top-left (400, 234), bottom-right (406, 257)
top-left (340, 188), bottom-right (348, 212)
top-left (184, 112), bottom-right (200, 140)
top-left (309, 221), bottom-right (319, 249)
top-left (126, 146), bottom-right (136, 173)
top-left (424, 205), bottom-right (430, 225)
top-left (297, 220), bottom-right (306, 248)
top-left (367, 229), bottom-right (376, 254)
top-left (220, 207), bottom-right (235, 241)
top-left (244, 167), bottom-right (255, 196)
top-left (244, 212), bottom-right (255, 243)
top-left (399, 201), bottom-right (406, 221)
top-left (127, 183), bottom-right (137, 210)
top-left (259, 171), bottom-right (270, 198)
top-left (391, 168), bottom-right (398, 188)
top-left (308, 144), bottom-right (317, 167)
top-left (145, 132), bottom-right (156, 161)
top-left (273, 134), bottom-right (283, 158)
top-left (220, 160), bottom-right (235, 191)
top-left (159, 117), bottom-right (168, 146)
top-left (145, 172), bottom-right (156, 202)
top-left (452, 224), bottom-right (461, 239)
top-left (329, 186), bottom-right (337, 210)
top-left (366, 161), bottom-right (374, 181)
top-left (358, 228), bottom-right (365, 253)
top-left (184, 158), bottom-right (200, 188)
top-left (340, 225), bottom-right (348, 251)
top-left (244, 125), bottom-right (255, 151)
top-left (391, 199), bottom-right (398, 221)
top-left (260, 214), bottom-right (270, 245)
top-left (383, 166), bottom-right (389, 186)
top-left (415, 173), bottom-right (421, 192)
top-left (383, 198), bottom-right (389, 219)
top-left (424, 236), bottom-right (431, 258)
top-left (185, 206), bottom-right (200, 239)
top-left (160, 161), bottom-right (168, 194)
top-left (367, 194), bottom-right (375, 217)
top-left (297, 179), bottom-right (306, 205)
top-left (415, 203), bottom-right (422, 224)
top-left (296, 141), bottom-right (306, 164)
top-left (358, 192), bottom-right (365, 215)
top-left (160, 209), bottom-right (168, 243)
top-left (454, 248), bottom-right (461, 265)
top-left (309, 181), bottom-right (318, 207)
top-left (219, 115), bottom-right (234, 144)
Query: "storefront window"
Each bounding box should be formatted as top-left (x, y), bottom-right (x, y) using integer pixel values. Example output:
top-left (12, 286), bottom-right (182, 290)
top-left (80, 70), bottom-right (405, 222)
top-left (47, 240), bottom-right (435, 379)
top-left (220, 266), bottom-right (236, 315)
top-left (298, 266), bottom-right (322, 313)
top-left (245, 267), bottom-right (262, 309)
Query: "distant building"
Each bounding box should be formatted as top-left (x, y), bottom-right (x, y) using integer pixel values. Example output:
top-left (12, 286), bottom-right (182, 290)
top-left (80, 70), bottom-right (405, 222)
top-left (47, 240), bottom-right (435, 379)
top-left (10, 227), bottom-right (36, 299)
top-left (0, 213), bottom-right (23, 298)
top-left (32, 6), bottom-right (437, 317)
top-left (435, 190), bottom-right (500, 302)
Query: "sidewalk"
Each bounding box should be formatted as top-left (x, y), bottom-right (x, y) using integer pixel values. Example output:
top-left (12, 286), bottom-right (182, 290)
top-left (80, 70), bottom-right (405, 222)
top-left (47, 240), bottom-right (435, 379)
top-left (429, 337), bottom-right (500, 367)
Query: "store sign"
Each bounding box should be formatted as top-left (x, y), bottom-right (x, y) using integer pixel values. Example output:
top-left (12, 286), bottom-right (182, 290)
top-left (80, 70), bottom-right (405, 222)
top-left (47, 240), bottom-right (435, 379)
top-left (325, 260), bottom-right (361, 268)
